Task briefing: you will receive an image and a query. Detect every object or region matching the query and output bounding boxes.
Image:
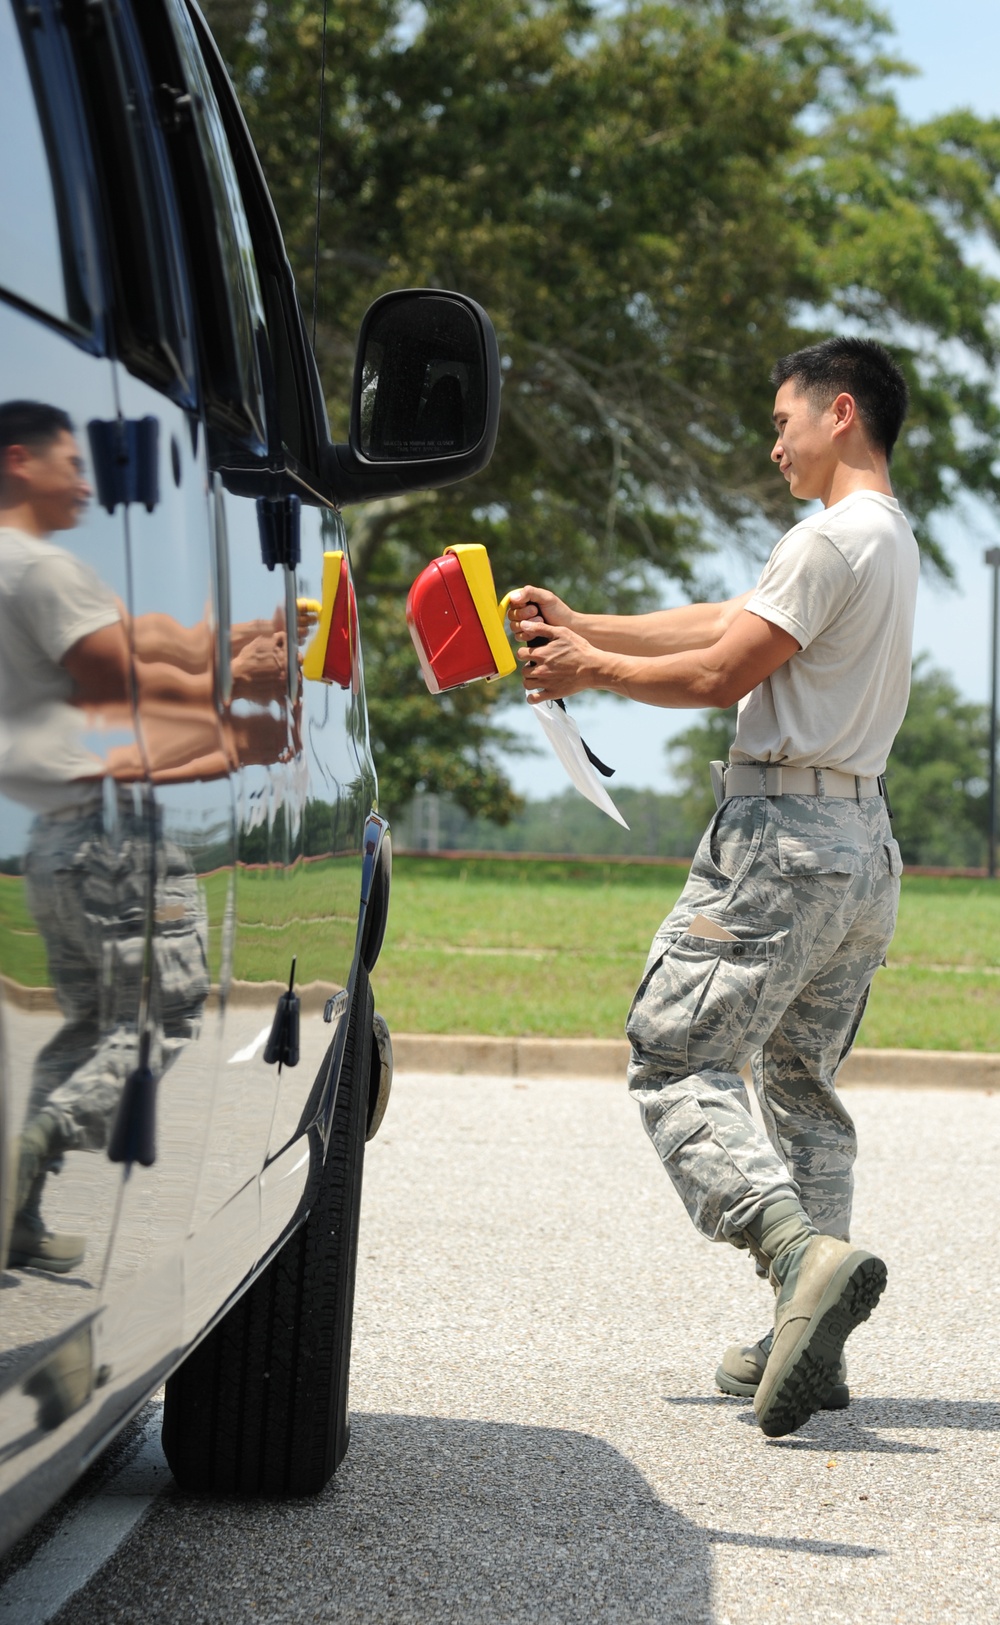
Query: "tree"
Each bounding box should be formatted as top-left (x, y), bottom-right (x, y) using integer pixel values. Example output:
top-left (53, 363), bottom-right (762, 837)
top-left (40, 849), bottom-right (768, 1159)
top-left (881, 658), bottom-right (989, 867)
top-left (667, 704), bottom-right (739, 835)
top-left (397, 783), bottom-right (702, 856)
top-left (666, 660), bottom-right (989, 868)
top-left (203, 0), bottom-right (1000, 822)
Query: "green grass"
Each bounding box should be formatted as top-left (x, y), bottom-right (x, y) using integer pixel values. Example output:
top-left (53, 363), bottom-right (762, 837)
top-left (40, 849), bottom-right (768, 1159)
top-left (2, 857), bottom-right (997, 1051)
top-left (882, 876), bottom-right (1000, 970)
top-left (862, 968), bottom-right (999, 1053)
top-left (372, 857), bottom-right (1000, 1051)
top-left (0, 875), bottom-right (48, 986)
top-left (372, 856), bottom-right (683, 1037)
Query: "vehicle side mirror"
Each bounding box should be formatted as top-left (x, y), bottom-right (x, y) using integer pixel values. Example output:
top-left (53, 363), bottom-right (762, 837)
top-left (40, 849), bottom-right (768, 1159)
top-left (325, 290), bottom-right (501, 505)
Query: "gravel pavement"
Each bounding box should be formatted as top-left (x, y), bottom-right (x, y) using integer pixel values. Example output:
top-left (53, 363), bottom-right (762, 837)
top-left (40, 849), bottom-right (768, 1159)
top-left (52, 1072), bottom-right (1000, 1624)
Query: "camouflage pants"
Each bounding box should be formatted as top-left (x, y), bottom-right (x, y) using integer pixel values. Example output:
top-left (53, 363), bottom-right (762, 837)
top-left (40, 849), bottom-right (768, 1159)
top-left (626, 788), bottom-right (902, 1246)
top-left (24, 801), bottom-right (209, 1153)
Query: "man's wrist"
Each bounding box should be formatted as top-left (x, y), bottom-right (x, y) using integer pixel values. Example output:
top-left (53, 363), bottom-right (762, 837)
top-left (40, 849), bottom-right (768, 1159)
top-left (592, 649), bottom-right (632, 695)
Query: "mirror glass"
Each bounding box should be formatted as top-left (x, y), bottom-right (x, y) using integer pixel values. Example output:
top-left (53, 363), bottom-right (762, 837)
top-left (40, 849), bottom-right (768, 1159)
top-left (357, 296), bottom-right (486, 462)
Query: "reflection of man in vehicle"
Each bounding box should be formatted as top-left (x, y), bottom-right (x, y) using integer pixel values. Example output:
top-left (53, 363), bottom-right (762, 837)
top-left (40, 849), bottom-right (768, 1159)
top-left (1, 402), bottom-right (306, 1275)
top-left (0, 401), bottom-right (210, 1274)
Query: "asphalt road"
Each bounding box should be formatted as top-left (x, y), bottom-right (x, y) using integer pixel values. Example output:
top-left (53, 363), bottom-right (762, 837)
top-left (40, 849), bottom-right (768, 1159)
top-left (23, 1072), bottom-right (1000, 1622)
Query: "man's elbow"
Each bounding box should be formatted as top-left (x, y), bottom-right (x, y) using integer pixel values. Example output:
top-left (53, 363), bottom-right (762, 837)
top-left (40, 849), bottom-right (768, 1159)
top-left (691, 666), bottom-right (742, 709)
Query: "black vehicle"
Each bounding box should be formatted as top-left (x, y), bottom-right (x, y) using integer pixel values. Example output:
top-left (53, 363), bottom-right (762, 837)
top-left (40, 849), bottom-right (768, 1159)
top-left (0, 0), bottom-right (499, 1552)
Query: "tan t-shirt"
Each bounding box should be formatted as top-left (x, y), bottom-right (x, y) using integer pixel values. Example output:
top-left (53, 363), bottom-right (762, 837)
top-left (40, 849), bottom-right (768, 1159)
top-left (0, 525), bottom-right (120, 810)
top-left (732, 490), bottom-right (919, 778)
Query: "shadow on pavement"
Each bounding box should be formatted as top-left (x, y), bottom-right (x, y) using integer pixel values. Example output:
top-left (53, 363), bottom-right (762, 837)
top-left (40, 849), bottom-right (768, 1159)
top-left (53, 1411), bottom-right (883, 1624)
top-left (713, 1394), bottom-right (1000, 1453)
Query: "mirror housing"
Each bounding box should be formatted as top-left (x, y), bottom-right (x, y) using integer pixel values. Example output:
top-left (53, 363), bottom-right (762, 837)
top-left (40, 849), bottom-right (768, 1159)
top-left (324, 289), bottom-right (501, 506)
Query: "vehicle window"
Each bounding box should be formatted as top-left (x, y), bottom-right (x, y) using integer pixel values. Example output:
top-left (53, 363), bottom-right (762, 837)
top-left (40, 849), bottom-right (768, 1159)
top-left (0, 0), bottom-right (88, 330)
top-left (183, 0), bottom-right (326, 477)
top-left (66, 0), bottom-right (196, 400)
top-left (162, 0), bottom-right (268, 447)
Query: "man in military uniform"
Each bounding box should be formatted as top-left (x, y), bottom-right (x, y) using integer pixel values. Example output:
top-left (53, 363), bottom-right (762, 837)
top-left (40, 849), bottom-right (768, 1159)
top-left (0, 402), bottom-right (211, 1273)
top-left (1, 402), bottom-right (302, 1275)
top-left (507, 337), bottom-right (917, 1437)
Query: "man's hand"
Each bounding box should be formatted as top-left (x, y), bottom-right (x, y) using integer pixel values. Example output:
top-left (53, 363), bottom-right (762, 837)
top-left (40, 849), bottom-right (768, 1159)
top-left (295, 599), bottom-right (320, 645)
top-left (515, 621), bottom-right (606, 703)
top-left (516, 606), bottom-right (800, 709)
top-left (506, 585), bottom-right (577, 642)
top-left (231, 631), bottom-right (288, 703)
top-left (507, 585), bottom-right (757, 658)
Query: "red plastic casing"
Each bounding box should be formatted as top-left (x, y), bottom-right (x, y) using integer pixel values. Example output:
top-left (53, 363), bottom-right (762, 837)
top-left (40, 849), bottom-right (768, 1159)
top-left (405, 552), bottom-right (499, 694)
top-left (320, 555), bottom-right (356, 688)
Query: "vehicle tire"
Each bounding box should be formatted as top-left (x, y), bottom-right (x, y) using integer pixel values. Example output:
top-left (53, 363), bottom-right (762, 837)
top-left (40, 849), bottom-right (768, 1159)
top-left (161, 969), bottom-right (374, 1495)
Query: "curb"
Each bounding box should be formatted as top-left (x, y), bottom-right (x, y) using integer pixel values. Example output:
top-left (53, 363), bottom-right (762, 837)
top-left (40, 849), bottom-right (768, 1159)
top-left (391, 1035), bottom-right (1000, 1090)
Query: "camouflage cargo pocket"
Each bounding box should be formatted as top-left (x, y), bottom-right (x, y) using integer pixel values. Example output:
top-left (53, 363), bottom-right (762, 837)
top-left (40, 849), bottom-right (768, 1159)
top-left (775, 834), bottom-right (862, 879)
top-left (626, 929), bottom-right (784, 1076)
top-left (884, 839), bottom-right (903, 877)
top-left (151, 858), bottom-right (209, 1038)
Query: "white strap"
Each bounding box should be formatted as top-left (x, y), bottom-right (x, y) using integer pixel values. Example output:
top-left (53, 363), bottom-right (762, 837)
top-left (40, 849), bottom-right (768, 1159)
top-left (722, 764), bottom-right (881, 799)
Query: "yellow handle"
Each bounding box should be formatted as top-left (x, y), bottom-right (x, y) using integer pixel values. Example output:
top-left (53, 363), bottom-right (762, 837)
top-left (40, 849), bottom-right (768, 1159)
top-left (443, 545), bottom-right (517, 679)
top-left (302, 554), bottom-right (344, 683)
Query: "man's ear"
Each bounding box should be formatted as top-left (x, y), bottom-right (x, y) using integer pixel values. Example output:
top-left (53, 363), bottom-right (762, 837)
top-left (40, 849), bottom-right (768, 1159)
top-left (830, 392), bottom-right (857, 438)
top-left (0, 443), bottom-right (31, 482)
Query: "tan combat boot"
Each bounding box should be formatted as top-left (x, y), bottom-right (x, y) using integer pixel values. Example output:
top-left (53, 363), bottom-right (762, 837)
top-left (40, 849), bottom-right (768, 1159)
top-left (716, 1327), bottom-right (849, 1408)
top-left (7, 1114), bottom-right (86, 1275)
top-left (754, 1235), bottom-right (886, 1437)
top-left (8, 1206), bottom-right (86, 1274)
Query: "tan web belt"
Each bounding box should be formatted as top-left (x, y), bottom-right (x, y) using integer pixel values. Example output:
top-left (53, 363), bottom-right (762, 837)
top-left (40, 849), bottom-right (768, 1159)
top-left (712, 761), bottom-right (882, 803)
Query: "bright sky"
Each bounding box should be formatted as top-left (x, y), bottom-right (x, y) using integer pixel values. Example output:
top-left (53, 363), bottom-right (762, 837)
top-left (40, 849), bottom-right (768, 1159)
top-left (501, 0), bottom-right (1000, 801)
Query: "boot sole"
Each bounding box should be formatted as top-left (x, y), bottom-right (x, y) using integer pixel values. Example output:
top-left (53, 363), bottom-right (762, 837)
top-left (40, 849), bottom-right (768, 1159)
top-left (754, 1252), bottom-right (886, 1438)
top-left (715, 1367), bottom-right (850, 1409)
top-left (7, 1246), bottom-right (85, 1274)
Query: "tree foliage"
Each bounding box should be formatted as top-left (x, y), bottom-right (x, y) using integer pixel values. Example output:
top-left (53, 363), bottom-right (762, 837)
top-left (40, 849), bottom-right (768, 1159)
top-left (666, 702), bottom-right (739, 834)
top-left (881, 657), bottom-right (989, 867)
top-left (397, 783), bottom-right (703, 856)
top-left (203, 0), bottom-right (1000, 821)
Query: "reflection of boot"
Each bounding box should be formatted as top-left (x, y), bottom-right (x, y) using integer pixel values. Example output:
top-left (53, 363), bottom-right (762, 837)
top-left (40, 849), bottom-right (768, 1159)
top-left (7, 1115), bottom-right (86, 1275)
top-left (25, 1326), bottom-right (95, 1430)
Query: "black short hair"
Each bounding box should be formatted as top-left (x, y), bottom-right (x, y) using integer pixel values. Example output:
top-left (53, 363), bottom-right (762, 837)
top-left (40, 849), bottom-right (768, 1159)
top-left (771, 338), bottom-right (909, 459)
top-left (0, 400), bottom-right (75, 456)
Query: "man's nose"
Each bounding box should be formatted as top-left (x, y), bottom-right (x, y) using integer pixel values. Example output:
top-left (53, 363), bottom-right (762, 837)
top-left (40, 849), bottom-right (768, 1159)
top-left (770, 438), bottom-right (783, 464)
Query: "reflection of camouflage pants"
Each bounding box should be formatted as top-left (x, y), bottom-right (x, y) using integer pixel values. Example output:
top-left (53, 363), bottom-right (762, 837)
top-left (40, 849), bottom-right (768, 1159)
top-left (626, 789), bottom-right (902, 1246)
top-left (24, 801), bottom-right (209, 1153)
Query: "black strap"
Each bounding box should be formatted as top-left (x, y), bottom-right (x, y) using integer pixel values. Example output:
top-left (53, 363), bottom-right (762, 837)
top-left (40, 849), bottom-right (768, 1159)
top-left (877, 773), bottom-right (893, 820)
top-left (527, 636), bottom-right (616, 777)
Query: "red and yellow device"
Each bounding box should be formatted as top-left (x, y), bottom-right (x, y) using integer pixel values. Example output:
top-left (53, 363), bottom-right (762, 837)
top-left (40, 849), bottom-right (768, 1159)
top-left (301, 550), bottom-right (357, 689)
top-left (406, 543), bottom-right (517, 694)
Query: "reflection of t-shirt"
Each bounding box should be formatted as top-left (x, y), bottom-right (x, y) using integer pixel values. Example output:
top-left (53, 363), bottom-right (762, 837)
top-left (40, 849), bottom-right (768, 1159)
top-left (0, 526), bottom-right (120, 810)
top-left (733, 491), bottom-right (919, 778)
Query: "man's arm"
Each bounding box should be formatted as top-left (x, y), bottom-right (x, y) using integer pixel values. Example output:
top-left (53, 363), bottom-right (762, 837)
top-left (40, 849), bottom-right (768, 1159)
top-left (507, 584), bottom-right (753, 656)
top-left (516, 608), bottom-right (800, 710)
top-left (62, 622), bottom-right (131, 708)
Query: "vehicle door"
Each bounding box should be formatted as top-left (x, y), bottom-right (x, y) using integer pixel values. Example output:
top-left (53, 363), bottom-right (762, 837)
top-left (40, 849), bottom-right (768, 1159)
top-left (0, 0), bottom-right (151, 1463)
top-left (56, 0), bottom-right (231, 1409)
top-left (128, 0), bottom-right (372, 1331)
top-left (189, 19), bottom-right (379, 1170)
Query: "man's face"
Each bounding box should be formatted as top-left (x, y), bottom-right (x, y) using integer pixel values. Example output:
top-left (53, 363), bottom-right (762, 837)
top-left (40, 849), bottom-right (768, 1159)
top-left (770, 380), bottom-right (836, 501)
top-left (2, 430), bottom-right (91, 534)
